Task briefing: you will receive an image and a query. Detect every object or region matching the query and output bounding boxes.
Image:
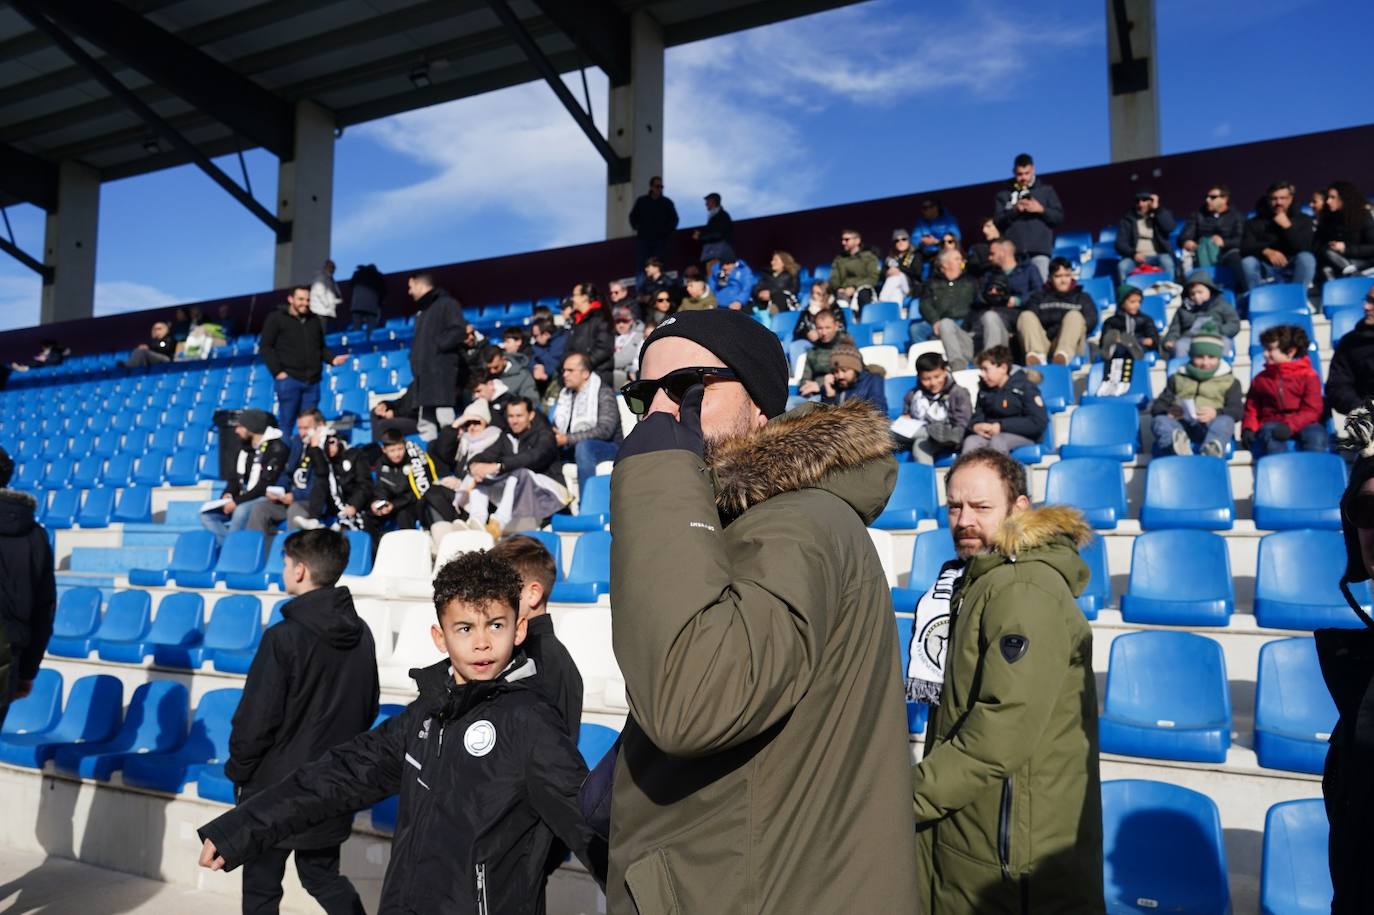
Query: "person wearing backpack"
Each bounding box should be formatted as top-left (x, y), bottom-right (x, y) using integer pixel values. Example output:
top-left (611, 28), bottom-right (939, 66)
top-left (0, 447), bottom-right (57, 728)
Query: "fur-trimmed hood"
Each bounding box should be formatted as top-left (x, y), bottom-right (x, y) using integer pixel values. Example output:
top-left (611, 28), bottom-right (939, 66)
top-left (707, 400), bottom-right (897, 523)
top-left (0, 487), bottom-right (38, 536)
top-left (966, 504), bottom-right (1094, 598)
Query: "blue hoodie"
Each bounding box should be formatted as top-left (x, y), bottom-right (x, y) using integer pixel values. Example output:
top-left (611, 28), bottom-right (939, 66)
top-left (913, 210), bottom-right (962, 256)
top-left (711, 260), bottom-right (757, 308)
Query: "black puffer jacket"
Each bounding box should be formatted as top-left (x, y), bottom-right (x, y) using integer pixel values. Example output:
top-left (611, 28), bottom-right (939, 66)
top-left (0, 490), bottom-right (56, 703)
top-left (225, 430), bottom-right (291, 504)
top-left (1020, 284), bottom-right (1099, 337)
top-left (566, 306), bottom-right (615, 385)
top-left (224, 586), bottom-right (379, 849)
top-left (474, 415), bottom-right (559, 476)
top-left (259, 307), bottom-right (333, 384)
top-left (200, 655), bottom-right (600, 915)
top-left (1328, 320), bottom-right (1374, 415)
top-left (1242, 209), bottom-right (1316, 259)
top-left (970, 369), bottom-right (1049, 441)
top-left (1178, 207), bottom-right (1244, 249)
top-left (409, 288), bottom-right (469, 407)
top-left (1316, 211), bottom-right (1374, 261)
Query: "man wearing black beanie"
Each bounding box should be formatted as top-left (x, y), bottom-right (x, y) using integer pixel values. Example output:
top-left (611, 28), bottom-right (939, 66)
top-left (603, 309), bottom-right (920, 913)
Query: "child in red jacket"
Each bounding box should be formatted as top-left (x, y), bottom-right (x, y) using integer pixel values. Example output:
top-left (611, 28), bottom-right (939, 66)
top-left (1242, 324), bottom-right (1328, 455)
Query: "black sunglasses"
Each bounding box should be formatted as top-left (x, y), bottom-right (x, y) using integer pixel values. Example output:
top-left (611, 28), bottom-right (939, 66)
top-left (620, 366), bottom-right (738, 415)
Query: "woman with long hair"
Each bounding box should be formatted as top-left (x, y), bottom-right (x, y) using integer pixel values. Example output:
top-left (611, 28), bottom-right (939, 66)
top-left (565, 281), bottom-right (615, 385)
top-left (752, 250), bottom-right (800, 313)
top-left (1316, 181), bottom-right (1374, 279)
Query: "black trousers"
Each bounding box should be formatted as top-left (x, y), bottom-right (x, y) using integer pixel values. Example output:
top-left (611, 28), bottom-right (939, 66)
top-left (241, 845), bottom-right (365, 915)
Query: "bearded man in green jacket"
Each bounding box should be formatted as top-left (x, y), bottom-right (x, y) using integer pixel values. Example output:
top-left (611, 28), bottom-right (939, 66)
top-left (609, 309), bottom-right (920, 914)
top-left (913, 449), bottom-right (1104, 913)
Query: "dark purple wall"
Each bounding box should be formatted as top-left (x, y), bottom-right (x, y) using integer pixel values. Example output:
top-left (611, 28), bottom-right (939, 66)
top-left (4, 123), bottom-right (1371, 363)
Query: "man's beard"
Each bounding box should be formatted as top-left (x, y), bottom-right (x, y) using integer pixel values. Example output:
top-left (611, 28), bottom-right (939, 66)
top-left (702, 399), bottom-right (762, 465)
top-left (954, 528), bottom-right (991, 560)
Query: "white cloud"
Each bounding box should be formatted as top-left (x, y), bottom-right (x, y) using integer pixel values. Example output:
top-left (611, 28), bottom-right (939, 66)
top-left (0, 274), bottom-right (41, 332)
top-left (1212, 121), bottom-right (1233, 139)
top-left (0, 274), bottom-right (182, 332)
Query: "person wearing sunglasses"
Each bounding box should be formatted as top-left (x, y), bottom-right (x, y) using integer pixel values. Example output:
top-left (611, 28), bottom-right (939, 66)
top-left (629, 175), bottom-right (679, 271)
top-left (607, 309), bottom-right (920, 914)
top-left (1178, 184), bottom-right (1245, 284)
top-left (913, 197), bottom-right (961, 261)
top-left (1113, 187), bottom-right (1177, 283)
top-left (1327, 291), bottom-right (1374, 417)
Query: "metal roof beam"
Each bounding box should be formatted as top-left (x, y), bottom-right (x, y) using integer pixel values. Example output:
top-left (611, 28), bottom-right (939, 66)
top-left (0, 235), bottom-right (53, 281)
top-left (528, 0), bottom-right (630, 85)
top-left (0, 142), bottom-right (57, 210)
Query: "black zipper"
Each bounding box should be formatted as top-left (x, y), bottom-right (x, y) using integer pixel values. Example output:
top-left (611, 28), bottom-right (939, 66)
top-left (998, 776), bottom-right (1014, 881)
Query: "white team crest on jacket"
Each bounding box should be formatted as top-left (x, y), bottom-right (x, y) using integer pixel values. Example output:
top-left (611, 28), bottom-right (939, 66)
top-left (464, 720), bottom-right (497, 757)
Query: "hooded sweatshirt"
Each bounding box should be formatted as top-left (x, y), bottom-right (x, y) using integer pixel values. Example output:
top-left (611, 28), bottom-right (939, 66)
top-left (1162, 289), bottom-right (1241, 349)
top-left (1244, 358), bottom-right (1324, 434)
top-left (0, 489), bottom-right (56, 688)
top-left (225, 427), bottom-right (290, 503)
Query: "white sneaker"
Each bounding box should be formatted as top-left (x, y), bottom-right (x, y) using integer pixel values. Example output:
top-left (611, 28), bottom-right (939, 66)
top-left (1201, 440), bottom-right (1224, 458)
top-left (1172, 429), bottom-right (1192, 456)
top-left (290, 515), bottom-right (323, 531)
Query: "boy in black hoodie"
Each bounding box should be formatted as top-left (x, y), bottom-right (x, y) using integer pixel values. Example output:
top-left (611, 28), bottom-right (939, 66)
top-left (222, 528), bottom-right (379, 914)
top-left (198, 550), bottom-right (602, 914)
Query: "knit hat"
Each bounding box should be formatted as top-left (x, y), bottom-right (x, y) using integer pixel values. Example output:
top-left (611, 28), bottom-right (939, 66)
top-left (1189, 320), bottom-right (1227, 358)
top-left (1184, 270), bottom-right (1222, 298)
top-left (638, 309), bottom-right (790, 418)
top-left (892, 228), bottom-right (911, 241)
top-left (235, 409), bottom-right (271, 435)
top-left (829, 342), bottom-right (864, 374)
top-left (456, 399), bottom-right (491, 428)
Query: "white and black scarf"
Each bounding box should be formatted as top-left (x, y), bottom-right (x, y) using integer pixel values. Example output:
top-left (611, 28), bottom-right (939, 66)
top-left (905, 560), bottom-right (965, 704)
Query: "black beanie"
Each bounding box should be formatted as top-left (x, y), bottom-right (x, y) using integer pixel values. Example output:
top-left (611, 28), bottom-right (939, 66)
top-left (639, 309), bottom-right (790, 418)
top-left (236, 408), bottom-right (271, 435)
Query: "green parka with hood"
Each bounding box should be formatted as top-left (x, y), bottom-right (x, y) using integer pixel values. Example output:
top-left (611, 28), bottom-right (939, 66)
top-left (608, 401), bottom-right (920, 914)
top-left (913, 505), bottom-right (1104, 914)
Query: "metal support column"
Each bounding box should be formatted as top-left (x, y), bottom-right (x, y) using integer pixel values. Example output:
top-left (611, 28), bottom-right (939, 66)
top-left (1106, 0), bottom-right (1160, 162)
top-left (273, 100), bottom-right (335, 289)
top-left (605, 11), bottom-right (664, 240)
top-left (40, 161), bottom-right (100, 324)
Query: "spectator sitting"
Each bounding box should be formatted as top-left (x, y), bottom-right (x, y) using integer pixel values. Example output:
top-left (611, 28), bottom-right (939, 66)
top-left (1243, 324), bottom-right (1328, 455)
top-left (878, 257), bottom-right (911, 305)
top-left (348, 263), bottom-right (386, 333)
top-left (751, 250), bottom-right (801, 314)
top-left (369, 428), bottom-right (460, 550)
top-left (793, 281), bottom-right (845, 339)
top-left (711, 256), bottom-right (756, 311)
top-left (607, 280), bottom-right (632, 314)
top-left (967, 275), bottom-right (1017, 354)
top-left (678, 269), bottom-right (718, 311)
top-left (202, 410), bottom-right (291, 546)
top-left (646, 287), bottom-right (676, 323)
top-left (552, 352), bottom-right (621, 498)
top-left (468, 376), bottom-right (515, 432)
top-left (1162, 271), bottom-right (1240, 358)
top-left (1017, 256), bottom-right (1098, 365)
top-left (914, 249), bottom-right (979, 369)
top-left (429, 398), bottom-right (499, 479)
top-left (1178, 184), bottom-right (1245, 284)
top-left (965, 217), bottom-right (1001, 276)
top-left (247, 408), bottom-right (324, 535)
top-left (913, 197), bottom-right (961, 262)
top-left (636, 256), bottom-right (676, 313)
top-left (829, 228), bottom-right (882, 309)
top-left (612, 307), bottom-right (645, 389)
top-left (887, 229), bottom-right (923, 291)
top-left (446, 407), bottom-right (568, 539)
top-left (170, 307), bottom-right (192, 341)
top-left (820, 342), bottom-right (887, 414)
top-left (500, 326), bottom-right (529, 359)
top-left (370, 389), bottom-right (419, 441)
top-left (891, 352), bottom-right (973, 465)
top-left (797, 309), bottom-right (851, 397)
top-left (118, 320), bottom-right (177, 369)
top-left (1095, 287), bottom-right (1160, 397)
top-left (1114, 188), bottom-right (1177, 282)
top-left (0, 446), bottom-right (56, 729)
top-left (9, 338), bottom-right (66, 373)
top-left (1148, 325), bottom-right (1242, 457)
top-left (481, 343), bottom-right (537, 405)
top-left (961, 345), bottom-right (1049, 455)
top-left (529, 317), bottom-right (567, 394)
top-left (1315, 181), bottom-right (1374, 279)
top-left (695, 191), bottom-right (734, 262)
top-left (983, 237), bottom-right (1043, 305)
top-left (302, 429), bottom-right (374, 533)
top-left (1327, 289), bottom-right (1374, 416)
top-left (472, 396), bottom-right (558, 478)
top-left (565, 282), bottom-right (615, 385)
top-left (1241, 180), bottom-right (1318, 292)
top-left (993, 152), bottom-right (1064, 281)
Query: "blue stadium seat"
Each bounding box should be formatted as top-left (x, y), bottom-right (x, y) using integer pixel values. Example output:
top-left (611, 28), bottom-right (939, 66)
top-left (1120, 529), bottom-right (1233, 626)
top-left (101, 452), bottom-right (135, 487)
top-left (41, 457), bottom-right (72, 490)
top-left (132, 451), bottom-right (167, 487)
top-left (2, 669), bottom-right (63, 737)
top-left (1009, 422), bottom-right (1054, 465)
top-left (1098, 631), bottom-right (1231, 762)
top-left (1254, 638), bottom-right (1337, 775)
top-left (1250, 312), bottom-right (1316, 356)
top-left (1261, 799), bottom-right (1331, 915)
top-left (144, 592), bottom-right (207, 668)
top-left (891, 531), bottom-right (958, 612)
top-left (860, 301), bottom-right (903, 325)
top-left (128, 530), bottom-right (218, 586)
top-left (112, 485), bottom-right (153, 524)
top-left (577, 723), bottom-right (620, 768)
top-left (223, 535), bottom-right (285, 590)
top-left (75, 486), bottom-right (116, 528)
top-left (1101, 780), bottom-right (1230, 915)
top-left (894, 616), bottom-right (930, 734)
top-left (873, 464), bottom-right (939, 530)
top-left (181, 530), bottom-right (267, 588)
top-left (94, 590), bottom-right (156, 663)
top-left (1055, 229), bottom-right (1094, 252)
top-left (517, 530), bottom-right (564, 580)
top-left (1044, 458), bottom-right (1127, 529)
top-left (1077, 534), bottom-right (1111, 620)
top-left (197, 595), bottom-right (265, 673)
top-left (1139, 294), bottom-right (1169, 329)
top-left (880, 320), bottom-right (910, 349)
top-left (45, 587), bottom-right (103, 657)
top-left (1082, 360), bottom-right (1152, 408)
top-left (368, 703), bottom-right (408, 831)
top-left (1139, 456), bottom-right (1234, 530)
top-left (0, 674), bottom-right (124, 768)
top-left (52, 680), bottom-right (190, 781)
top-left (846, 323), bottom-right (876, 348)
top-left (122, 688), bottom-right (242, 793)
top-left (1248, 283), bottom-right (1309, 315)
top-left (344, 529), bottom-right (374, 577)
top-left (1253, 452), bottom-right (1346, 530)
top-left (1058, 402), bottom-right (1140, 461)
top-left (883, 376), bottom-right (912, 419)
top-left (43, 488), bottom-right (80, 529)
top-left (552, 475), bottom-right (611, 532)
top-left (1330, 307), bottom-right (1362, 347)
top-left (1036, 363), bottom-right (1073, 413)
top-left (549, 531), bottom-right (611, 603)
top-left (165, 449), bottom-right (202, 486)
top-left (1254, 529), bottom-right (1371, 630)
top-left (149, 426), bottom-right (179, 454)
top-left (196, 764), bottom-right (238, 804)
top-left (71, 456), bottom-right (103, 489)
top-left (811, 264), bottom-right (831, 283)
top-left (771, 310), bottom-right (802, 339)
top-left (1321, 276), bottom-right (1374, 312)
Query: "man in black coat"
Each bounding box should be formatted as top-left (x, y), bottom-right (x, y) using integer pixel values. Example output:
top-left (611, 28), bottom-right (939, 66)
top-left (119, 319), bottom-right (177, 370)
top-left (1328, 293), bottom-right (1374, 416)
top-left (406, 271), bottom-right (469, 441)
top-left (993, 152), bottom-right (1064, 281)
top-left (259, 287), bottom-right (348, 428)
top-left (225, 528), bottom-right (378, 915)
top-left (694, 191), bottom-right (734, 263)
top-left (1178, 184), bottom-right (1246, 287)
top-left (628, 176), bottom-right (679, 270)
top-left (0, 448), bottom-right (56, 729)
top-left (468, 396), bottom-right (558, 478)
top-left (1114, 188), bottom-right (1178, 282)
top-left (1241, 180), bottom-right (1318, 293)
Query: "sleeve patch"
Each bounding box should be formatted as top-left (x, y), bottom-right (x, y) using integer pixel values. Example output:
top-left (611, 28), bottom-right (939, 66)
top-left (1000, 634), bottom-right (1029, 664)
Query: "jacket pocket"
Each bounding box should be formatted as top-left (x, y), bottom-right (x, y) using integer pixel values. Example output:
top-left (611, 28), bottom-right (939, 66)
top-left (998, 776), bottom-right (1014, 879)
top-left (625, 849), bottom-right (681, 915)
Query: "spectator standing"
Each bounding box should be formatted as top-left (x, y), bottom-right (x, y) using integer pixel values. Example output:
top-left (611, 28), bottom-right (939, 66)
top-left (916, 249), bottom-right (979, 368)
top-left (552, 352), bottom-right (621, 496)
top-left (797, 309), bottom-right (849, 396)
top-left (892, 352), bottom-right (973, 464)
top-left (993, 153), bottom-right (1064, 280)
top-left (1178, 184), bottom-right (1245, 283)
top-left (612, 307), bottom-right (645, 389)
top-left (259, 287), bottom-right (348, 427)
top-left (962, 345), bottom-right (1049, 455)
top-left (829, 228), bottom-right (882, 309)
top-left (309, 260), bottom-right (342, 327)
top-left (694, 191), bottom-right (734, 263)
top-left (347, 264), bottom-right (386, 333)
top-left (1243, 324), bottom-right (1328, 455)
top-left (1114, 188), bottom-right (1177, 282)
top-left (913, 450), bottom-right (1102, 912)
top-left (1327, 290), bottom-right (1374, 416)
top-left (820, 342), bottom-right (887, 414)
top-left (118, 320), bottom-right (177, 369)
top-left (247, 408), bottom-right (324, 535)
top-left (529, 317), bottom-right (567, 395)
top-left (1316, 181), bottom-right (1374, 279)
top-left (1149, 326), bottom-right (1242, 457)
top-left (223, 529), bottom-right (378, 914)
top-left (711, 256), bottom-right (756, 311)
top-left (913, 197), bottom-right (961, 262)
top-left (407, 272), bottom-right (469, 441)
top-left (1017, 257), bottom-right (1098, 365)
top-left (202, 410), bottom-right (291, 545)
top-left (678, 269), bottom-right (718, 311)
top-left (607, 309), bottom-right (919, 914)
top-left (628, 175), bottom-right (679, 269)
top-left (566, 282), bottom-right (615, 385)
top-left (1162, 271), bottom-right (1241, 358)
top-left (1241, 180), bottom-right (1318, 293)
top-left (0, 447), bottom-right (56, 729)
top-left (752, 251), bottom-right (801, 313)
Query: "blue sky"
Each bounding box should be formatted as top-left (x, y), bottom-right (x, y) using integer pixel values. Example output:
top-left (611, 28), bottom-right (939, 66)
top-left (1, 0), bottom-right (1371, 330)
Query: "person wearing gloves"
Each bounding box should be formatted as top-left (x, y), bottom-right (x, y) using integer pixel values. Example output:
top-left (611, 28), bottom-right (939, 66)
top-left (1162, 271), bottom-right (1241, 358)
top-left (1149, 325), bottom-right (1243, 457)
top-left (1242, 323), bottom-right (1327, 456)
top-left (603, 309), bottom-right (919, 914)
top-left (203, 410), bottom-right (291, 545)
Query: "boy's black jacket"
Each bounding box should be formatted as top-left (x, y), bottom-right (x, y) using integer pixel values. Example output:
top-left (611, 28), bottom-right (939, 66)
top-left (199, 654), bottom-right (599, 914)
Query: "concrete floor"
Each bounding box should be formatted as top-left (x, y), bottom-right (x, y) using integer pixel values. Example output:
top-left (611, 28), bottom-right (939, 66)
top-left (0, 848), bottom-right (243, 915)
